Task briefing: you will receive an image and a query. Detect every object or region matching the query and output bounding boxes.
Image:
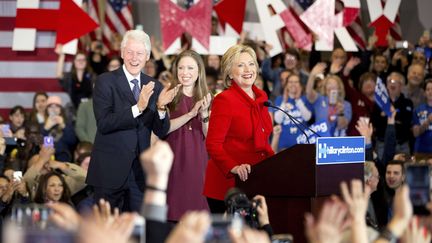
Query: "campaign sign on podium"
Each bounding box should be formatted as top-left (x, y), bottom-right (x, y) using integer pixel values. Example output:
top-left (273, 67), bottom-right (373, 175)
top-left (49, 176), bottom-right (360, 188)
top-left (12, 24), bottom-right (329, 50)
top-left (316, 136), bottom-right (365, 165)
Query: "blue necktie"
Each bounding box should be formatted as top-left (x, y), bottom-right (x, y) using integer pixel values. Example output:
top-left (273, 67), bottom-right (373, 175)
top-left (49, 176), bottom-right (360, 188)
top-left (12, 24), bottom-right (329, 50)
top-left (131, 79), bottom-right (140, 102)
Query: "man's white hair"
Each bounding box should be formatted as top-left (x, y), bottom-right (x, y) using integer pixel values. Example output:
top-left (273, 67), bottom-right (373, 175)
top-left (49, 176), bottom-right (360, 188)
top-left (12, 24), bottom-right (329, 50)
top-left (120, 29), bottom-right (151, 59)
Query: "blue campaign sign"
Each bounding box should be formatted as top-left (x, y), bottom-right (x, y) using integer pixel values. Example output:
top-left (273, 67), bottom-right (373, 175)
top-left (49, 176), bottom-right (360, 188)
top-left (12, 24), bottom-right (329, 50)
top-left (296, 120), bottom-right (331, 144)
top-left (316, 137), bottom-right (365, 165)
top-left (374, 77), bottom-right (392, 117)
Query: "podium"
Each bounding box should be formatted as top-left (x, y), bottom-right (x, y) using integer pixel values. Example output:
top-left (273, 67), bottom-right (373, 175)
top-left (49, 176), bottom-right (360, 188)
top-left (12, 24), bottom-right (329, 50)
top-left (236, 144), bottom-right (363, 243)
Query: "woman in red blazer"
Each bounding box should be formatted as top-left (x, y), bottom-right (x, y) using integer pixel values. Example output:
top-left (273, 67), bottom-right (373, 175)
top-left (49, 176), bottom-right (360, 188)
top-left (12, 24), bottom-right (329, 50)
top-left (203, 44), bottom-right (274, 213)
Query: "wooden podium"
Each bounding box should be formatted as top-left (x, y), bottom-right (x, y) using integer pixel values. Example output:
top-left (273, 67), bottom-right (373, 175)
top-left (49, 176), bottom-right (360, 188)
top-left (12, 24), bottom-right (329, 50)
top-left (236, 144), bottom-right (363, 243)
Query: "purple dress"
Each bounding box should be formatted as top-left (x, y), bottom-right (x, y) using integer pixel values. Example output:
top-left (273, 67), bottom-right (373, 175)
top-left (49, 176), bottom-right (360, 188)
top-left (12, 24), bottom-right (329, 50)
top-left (165, 95), bottom-right (209, 221)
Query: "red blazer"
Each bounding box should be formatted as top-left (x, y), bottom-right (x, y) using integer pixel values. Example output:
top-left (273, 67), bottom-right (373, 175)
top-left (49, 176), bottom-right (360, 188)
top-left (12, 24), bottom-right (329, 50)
top-left (204, 82), bottom-right (274, 200)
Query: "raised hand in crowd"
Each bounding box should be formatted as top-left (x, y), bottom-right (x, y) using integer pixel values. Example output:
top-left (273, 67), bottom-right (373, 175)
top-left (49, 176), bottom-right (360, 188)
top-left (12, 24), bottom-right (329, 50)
top-left (44, 113), bottom-right (65, 130)
top-left (355, 117), bottom-right (373, 145)
top-left (375, 185), bottom-right (412, 243)
top-left (340, 179), bottom-right (370, 243)
top-left (387, 106), bottom-right (397, 125)
top-left (48, 202), bottom-right (82, 231)
top-left (306, 62), bottom-right (327, 102)
top-left (1, 180), bottom-right (19, 203)
top-left (304, 199), bottom-right (348, 243)
top-left (79, 211), bottom-right (136, 243)
top-left (391, 49), bottom-right (409, 70)
top-left (165, 211), bottom-right (210, 243)
top-left (310, 62), bottom-right (327, 78)
top-left (0, 124), bottom-right (13, 138)
top-left (29, 146), bottom-right (55, 171)
top-left (343, 57), bottom-right (361, 76)
top-left (140, 140), bottom-right (173, 196)
top-left (400, 216), bottom-right (431, 243)
top-left (91, 198), bottom-right (120, 227)
top-left (230, 227), bottom-right (271, 243)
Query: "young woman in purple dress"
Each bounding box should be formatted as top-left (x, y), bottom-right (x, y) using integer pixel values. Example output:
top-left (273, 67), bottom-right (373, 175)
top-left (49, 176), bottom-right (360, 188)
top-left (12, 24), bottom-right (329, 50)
top-left (165, 50), bottom-right (212, 221)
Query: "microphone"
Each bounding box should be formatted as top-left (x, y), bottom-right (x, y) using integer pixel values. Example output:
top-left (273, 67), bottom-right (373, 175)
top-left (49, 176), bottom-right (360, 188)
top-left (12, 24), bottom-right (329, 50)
top-left (264, 100), bottom-right (321, 144)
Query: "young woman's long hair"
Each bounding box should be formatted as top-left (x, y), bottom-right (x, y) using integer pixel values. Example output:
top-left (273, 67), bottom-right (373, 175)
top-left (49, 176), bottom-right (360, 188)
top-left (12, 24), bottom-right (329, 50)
top-left (169, 50), bottom-right (210, 111)
top-left (33, 171), bottom-right (71, 204)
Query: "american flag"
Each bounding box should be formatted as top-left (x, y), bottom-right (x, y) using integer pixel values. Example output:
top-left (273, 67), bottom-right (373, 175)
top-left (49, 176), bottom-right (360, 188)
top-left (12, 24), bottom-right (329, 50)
top-left (101, 0), bottom-right (133, 55)
top-left (86, 0), bottom-right (102, 44)
top-left (0, 0), bottom-right (71, 120)
top-left (285, 0), bottom-right (367, 50)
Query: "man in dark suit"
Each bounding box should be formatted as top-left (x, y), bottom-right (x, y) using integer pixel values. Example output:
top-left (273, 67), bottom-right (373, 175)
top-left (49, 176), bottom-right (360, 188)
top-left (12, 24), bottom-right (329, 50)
top-left (86, 29), bottom-right (179, 212)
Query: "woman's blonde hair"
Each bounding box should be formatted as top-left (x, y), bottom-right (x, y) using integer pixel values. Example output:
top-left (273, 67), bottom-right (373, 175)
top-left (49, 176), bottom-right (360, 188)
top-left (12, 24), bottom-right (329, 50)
top-left (221, 44), bottom-right (258, 88)
top-left (169, 50), bottom-right (210, 111)
top-left (320, 74), bottom-right (346, 101)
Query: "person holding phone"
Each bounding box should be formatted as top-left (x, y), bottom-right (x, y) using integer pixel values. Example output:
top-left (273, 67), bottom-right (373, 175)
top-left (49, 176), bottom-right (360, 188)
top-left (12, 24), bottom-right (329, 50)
top-left (0, 175), bottom-right (30, 216)
top-left (204, 44), bottom-right (274, 213)
top-left (306, 65), bottom-right (352, 137)
top-left (165, 50), bottom-right (212, 221)
top-left (271, 73), bottom-right (312, 151)
top-left (42, 96), bottom-right (77, 162)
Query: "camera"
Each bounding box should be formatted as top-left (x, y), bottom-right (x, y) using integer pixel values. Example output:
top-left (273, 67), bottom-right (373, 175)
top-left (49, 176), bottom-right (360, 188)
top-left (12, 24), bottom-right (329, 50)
top-left (224, 188), bottom-right (260, 228)
top-left (205, 214), bottom-right (243, 243)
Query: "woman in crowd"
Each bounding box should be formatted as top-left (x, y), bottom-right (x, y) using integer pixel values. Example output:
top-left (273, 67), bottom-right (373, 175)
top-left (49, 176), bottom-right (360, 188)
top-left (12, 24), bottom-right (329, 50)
top-left (271, 73), bottom-right (312, 151)
top-left (106, 56), bottom-right (122, 72)
top-left (165, 50), bottom-right (212, 221)
top-left (412, 79), bottom-right (432, 160)
top-left (28, 92), bottom-right (48, 126)
top-left (306, 64), bottom-right (352, 137)
top-left (7, 106), bottom-right (26, 137)
top-left (56, 49), bottom-right (95, 109)
top-left (42, 96), bottom-right (77, 162)
top-left (342, 57), bottom-right (377, 136)
top-left (33, 171), bottom-right (72, 204)
top-left (204, 44), bottom-right (274, 213)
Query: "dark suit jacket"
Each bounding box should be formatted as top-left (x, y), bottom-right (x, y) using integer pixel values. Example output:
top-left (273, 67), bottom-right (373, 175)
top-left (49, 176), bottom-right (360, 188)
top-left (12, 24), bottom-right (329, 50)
top-left (86, 68), bottom-right (169, 189)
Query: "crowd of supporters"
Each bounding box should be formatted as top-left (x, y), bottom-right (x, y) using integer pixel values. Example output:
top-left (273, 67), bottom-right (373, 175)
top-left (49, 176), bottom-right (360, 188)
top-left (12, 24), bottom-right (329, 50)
top-left (0, 27), bottom-right (431, 242)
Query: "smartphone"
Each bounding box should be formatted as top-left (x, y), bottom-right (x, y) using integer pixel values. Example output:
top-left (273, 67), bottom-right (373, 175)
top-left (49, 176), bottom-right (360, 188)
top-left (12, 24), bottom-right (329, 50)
top-left (205, 214), bottom-right (243, 243)
top-left (43, 136), bottom-right (54, 148)
top-left (406, 164), bottom-right (431, 215)
top-left (48, 110), bottom-right (58, 117)
top-left (13, 171), bottom-right (22, 182)
top-left (329, 90), bottom-right (338, 105)
top-left (2, 124), bottom-right (11, 137)
top-left (359, 116), bottom-right (370, 124)
top-left (395, 40), bottom-right (409, 49)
